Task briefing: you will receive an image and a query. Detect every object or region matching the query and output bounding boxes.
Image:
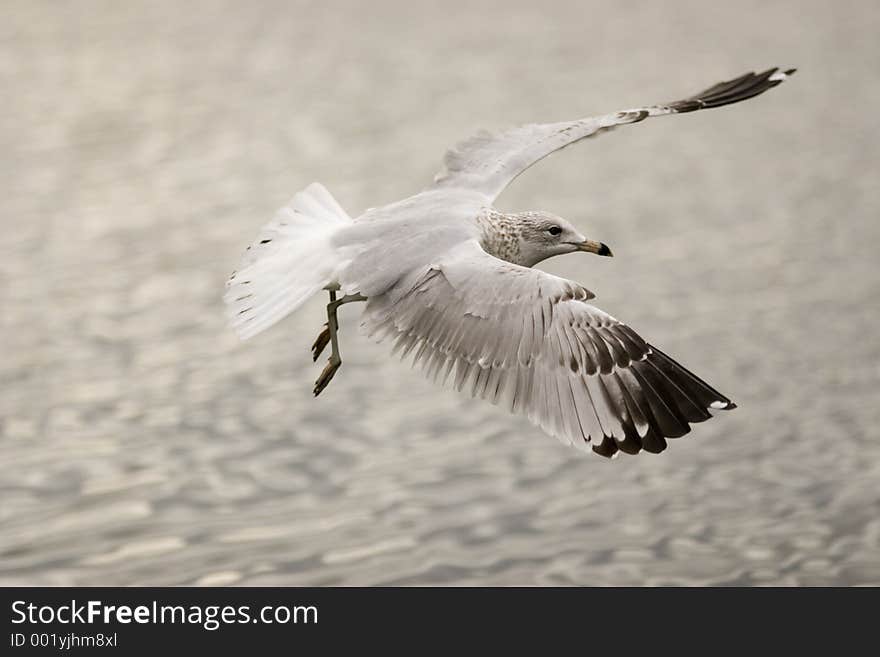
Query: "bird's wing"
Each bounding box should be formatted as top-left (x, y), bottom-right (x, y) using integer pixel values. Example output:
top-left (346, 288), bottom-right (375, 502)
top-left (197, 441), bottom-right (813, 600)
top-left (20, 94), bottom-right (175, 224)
top-left (432, 67), bottom-right (796, 202)
top-left (361, 240), bottom-right (734, 457)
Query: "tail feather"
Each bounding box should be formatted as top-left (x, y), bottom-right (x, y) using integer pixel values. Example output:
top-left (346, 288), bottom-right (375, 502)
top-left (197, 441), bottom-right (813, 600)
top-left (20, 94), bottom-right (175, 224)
top-left (224, 182), bottom-right (351, 340)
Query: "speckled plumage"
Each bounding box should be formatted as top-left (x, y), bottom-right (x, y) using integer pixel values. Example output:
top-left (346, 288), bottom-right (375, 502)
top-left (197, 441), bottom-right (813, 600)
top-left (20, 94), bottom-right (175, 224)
top-left (475, 208), bottom-right (586, 267)
top-left (476, 209), bottom-right (523, 265)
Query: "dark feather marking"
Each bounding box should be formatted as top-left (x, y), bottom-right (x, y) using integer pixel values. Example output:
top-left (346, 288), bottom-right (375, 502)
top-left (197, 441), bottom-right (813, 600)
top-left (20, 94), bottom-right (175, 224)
top-left (629, 365), bottom-right (690, 438)
top-left (669, 67), bottom-right (794, 113)
top-left (592, 436), bottom-right (618, 458)
top-left (648, 344), bottom-right (734, 410)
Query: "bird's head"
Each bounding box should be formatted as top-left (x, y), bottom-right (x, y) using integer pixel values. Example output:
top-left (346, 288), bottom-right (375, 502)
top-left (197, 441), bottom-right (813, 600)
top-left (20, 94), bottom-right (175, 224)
top-left (504, 211), bottom-right (612, 267)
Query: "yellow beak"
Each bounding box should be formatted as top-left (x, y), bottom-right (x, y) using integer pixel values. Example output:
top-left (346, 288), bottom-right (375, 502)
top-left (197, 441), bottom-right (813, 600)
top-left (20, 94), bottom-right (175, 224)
top-left (576, 240), bottom-right (613, 257)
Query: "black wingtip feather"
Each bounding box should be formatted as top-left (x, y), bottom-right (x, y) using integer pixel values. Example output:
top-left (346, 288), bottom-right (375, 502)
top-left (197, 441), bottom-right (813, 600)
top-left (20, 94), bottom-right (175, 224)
top-left (592, 437), bottom-right (618, 458)
top-left (594, 344), bottom-right (736, 458)
top-left (640, 428), bottom-right (668, 454)
top-left (668, 67), bottom-right (795, 113)
top-left (647, 344), bottom-right (734, 410)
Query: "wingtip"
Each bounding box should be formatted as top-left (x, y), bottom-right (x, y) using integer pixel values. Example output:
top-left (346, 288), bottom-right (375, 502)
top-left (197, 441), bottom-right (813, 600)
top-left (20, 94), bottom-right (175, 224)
top-left (676, 66), bottom-right (797, 111)
top-left (770, 67), bottom-right (797, 82)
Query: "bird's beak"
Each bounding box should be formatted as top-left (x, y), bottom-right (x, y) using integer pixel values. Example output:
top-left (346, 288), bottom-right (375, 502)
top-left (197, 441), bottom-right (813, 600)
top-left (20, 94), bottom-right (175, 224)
top-left (576, 239), bottom-right (613, 257)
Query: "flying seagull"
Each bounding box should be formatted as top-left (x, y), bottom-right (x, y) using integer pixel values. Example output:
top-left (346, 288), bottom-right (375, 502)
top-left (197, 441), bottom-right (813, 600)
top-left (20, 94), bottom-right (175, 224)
top-left (225, 67), bottom-right (795, 457)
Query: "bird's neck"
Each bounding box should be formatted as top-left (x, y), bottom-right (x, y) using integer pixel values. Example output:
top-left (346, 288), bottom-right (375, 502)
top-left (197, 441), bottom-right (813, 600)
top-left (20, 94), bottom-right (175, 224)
top-left (476, 209), bottom-right (528, 266)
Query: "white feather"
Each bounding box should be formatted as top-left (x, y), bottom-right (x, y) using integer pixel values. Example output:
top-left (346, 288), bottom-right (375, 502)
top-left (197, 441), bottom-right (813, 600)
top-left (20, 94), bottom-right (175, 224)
top-left (224, 182), bottom-right (352, 340)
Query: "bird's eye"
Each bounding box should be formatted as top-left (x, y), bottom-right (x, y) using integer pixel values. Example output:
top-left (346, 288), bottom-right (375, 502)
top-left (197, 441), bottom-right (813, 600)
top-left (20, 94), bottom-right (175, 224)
top-left (547, 226), bottom-right (562, 236)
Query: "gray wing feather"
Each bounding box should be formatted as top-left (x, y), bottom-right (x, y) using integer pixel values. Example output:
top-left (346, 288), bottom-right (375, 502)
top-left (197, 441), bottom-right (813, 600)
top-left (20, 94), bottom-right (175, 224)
top-left (433, 67), bottom-right (796, 201)
top-left (361, 241), bottom-right (734, 457)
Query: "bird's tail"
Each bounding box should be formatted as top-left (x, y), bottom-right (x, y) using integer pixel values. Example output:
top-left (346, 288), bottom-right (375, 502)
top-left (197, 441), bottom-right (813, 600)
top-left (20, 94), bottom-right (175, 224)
top-left (224, 182), bottom-right (352, 340)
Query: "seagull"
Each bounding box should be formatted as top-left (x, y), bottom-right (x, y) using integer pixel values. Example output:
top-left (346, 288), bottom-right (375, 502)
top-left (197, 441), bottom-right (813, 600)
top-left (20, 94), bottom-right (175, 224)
top-left (225, 67), bottom-right (795, 457)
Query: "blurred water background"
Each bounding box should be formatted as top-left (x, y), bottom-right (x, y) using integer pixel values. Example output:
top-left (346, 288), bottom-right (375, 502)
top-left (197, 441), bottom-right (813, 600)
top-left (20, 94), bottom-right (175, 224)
top-left (1, 0), bottom-right (879, 585)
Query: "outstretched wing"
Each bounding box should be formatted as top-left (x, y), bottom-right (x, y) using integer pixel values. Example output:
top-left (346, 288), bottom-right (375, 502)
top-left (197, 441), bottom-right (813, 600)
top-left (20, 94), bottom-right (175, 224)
top-left (433, 67), bottom-right (796, 202)
top-left (361, 241), bottom-right (734, 458)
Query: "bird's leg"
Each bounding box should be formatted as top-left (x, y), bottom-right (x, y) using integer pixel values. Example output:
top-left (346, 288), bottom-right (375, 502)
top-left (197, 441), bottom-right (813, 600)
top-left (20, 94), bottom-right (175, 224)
top-left (313, 291), bottom-right (367, 396)
top-left (312, 289), bottom-right (339, 362)
top-left (312, 285), bottom-right (340, 362)
top-left (311, 286), bottom-right (340, 362)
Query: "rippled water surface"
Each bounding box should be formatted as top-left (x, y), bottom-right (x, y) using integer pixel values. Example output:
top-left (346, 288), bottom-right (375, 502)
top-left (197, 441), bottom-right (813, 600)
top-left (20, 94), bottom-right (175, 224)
top-left (2, 0), bottom-right (879, 585)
